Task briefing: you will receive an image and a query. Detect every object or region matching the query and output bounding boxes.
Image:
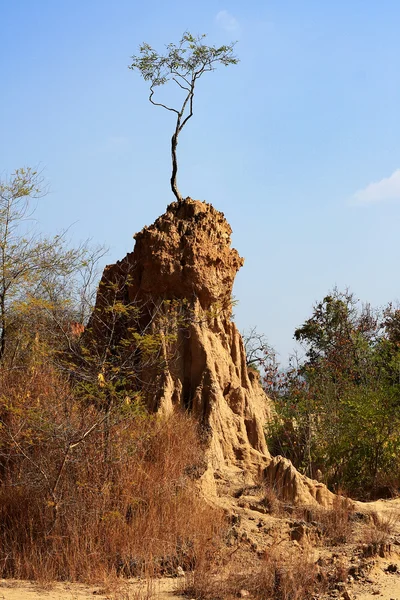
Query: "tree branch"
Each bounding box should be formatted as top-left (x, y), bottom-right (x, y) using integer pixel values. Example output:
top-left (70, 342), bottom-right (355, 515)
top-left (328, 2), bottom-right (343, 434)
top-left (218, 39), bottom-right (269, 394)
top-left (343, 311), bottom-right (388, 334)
top-left (149, 87), bottom-right (179, 115)
top-left (172, 77), bottom-right (190, 92)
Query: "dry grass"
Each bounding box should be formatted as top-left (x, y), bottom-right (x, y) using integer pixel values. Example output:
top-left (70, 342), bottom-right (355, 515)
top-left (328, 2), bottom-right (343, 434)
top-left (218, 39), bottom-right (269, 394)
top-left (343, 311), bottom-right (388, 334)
top-left (184, 544), bottom-right (347, 600)
top-left (370, 510), bottom-right (398, 538)
top-left (0, 364), bottom-right (226, 583)
top-left (259, 483), bottom-right (283, 516)
top-left (94, 576), bottom-right (156, 600)
top-left (359, 510), bottom-right (398, 553)
top-left (292, 495), bottom-right (355, 546)
top-left (235, 480), bottom-right (284, 516)
top-left (315, 497), bottom-right (354, 545)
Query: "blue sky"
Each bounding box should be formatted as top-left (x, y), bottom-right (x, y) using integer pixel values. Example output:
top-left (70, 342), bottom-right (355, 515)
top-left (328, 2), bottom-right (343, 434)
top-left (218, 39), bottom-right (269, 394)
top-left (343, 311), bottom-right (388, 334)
top-left (1, 0), bottom-right (400, 363)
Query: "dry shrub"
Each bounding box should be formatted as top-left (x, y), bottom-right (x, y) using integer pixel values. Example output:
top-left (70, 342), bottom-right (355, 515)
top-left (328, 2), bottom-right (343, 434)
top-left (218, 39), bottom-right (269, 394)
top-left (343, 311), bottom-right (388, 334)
top-left (259, 484), bottom-right (282, 516)
top-left (185, 545), bottom-right (343, 600)
top-left (316, 497), bottom-right (354, 545)
top-left (293, 496), bottom-right (354, 546)
top-left (0, 364), bottom-right (225, 582)
top-left (370, 510), bottom-right (398, 537)
top-left (241, 548), bottom-right (322, 600)
top-left (234, 482), bottom-right (282, 515)
top-left (361, 510), bottom-right (398, 549)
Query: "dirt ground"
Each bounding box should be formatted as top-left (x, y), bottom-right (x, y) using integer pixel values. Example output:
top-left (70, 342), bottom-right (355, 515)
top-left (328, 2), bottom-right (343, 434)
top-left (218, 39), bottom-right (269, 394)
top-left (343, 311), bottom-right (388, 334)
top-left (350, 498), bottom-right (400, 599)
top-left (350, 557), bottom-right (400, 600)
top-left (0, 577), bottom-right (186, 600)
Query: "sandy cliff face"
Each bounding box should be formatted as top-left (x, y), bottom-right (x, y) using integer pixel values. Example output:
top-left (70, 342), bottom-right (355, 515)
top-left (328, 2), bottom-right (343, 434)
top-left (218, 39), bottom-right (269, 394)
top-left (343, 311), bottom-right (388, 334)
top-left (91, 198), bottom-right (335, 506)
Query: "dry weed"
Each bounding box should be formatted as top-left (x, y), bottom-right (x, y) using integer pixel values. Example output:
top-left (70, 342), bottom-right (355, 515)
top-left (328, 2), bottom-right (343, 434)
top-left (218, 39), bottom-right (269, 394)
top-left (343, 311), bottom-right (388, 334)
top-left (100, 578), bottom-right (155, 600)
top-left (293, 496), bottom-right (354, 546)
top-left (360, 509), bottom-right (398, 553)
top-left (185, 545), bottom-right (346, 600)
top-left (259, 483), bottom-right (283, 516)
top-left (0, 365), bottom-right (226, 583)
top-left (370, 510), bottom-right (398, 538)
top-left (235, 479), bottom-right (284, 516)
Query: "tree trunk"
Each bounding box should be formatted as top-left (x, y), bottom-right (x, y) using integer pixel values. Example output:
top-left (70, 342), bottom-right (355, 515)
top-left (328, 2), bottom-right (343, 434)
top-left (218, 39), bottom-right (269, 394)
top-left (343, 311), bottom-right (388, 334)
top-left (0, 294), bottom-right (6, 362)
top-left (170, 131), bottom-right (182, 202)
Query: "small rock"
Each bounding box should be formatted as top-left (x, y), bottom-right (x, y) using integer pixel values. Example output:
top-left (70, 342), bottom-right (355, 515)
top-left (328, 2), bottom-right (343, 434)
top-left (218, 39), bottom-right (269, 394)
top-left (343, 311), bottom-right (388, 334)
top-left (239, 590), bottom-right (250, 598)
top-left (290, 523), bottom-right (308, 543)
top-left (348, 566), bottom-right (358, 578)
top-left (176, 566), bottom-right (185, 577)
top-left (342, 590), bottom-right (351, 600)
top-left (335, 582), bottom-right (346, 590)
top-left (385, 563), bottom-right (398, 573)
top-left (379, 543), bottom-right (391, 558)
top-left (231, 513), bottom-right (241, 525)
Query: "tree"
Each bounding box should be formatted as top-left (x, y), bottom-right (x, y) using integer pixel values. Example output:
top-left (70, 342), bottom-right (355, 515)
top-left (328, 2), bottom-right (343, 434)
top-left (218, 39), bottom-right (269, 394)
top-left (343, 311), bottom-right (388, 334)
top-left (129, 32), bottom-right (238, 202)
top-left (294, 289), bottom-right (358, 372)
top-left (0, 167), bottom-right (105, 364)
top-left (267, 288), bottom-right (400, 497)
top-left (243, 327), bottom-right (272, 370)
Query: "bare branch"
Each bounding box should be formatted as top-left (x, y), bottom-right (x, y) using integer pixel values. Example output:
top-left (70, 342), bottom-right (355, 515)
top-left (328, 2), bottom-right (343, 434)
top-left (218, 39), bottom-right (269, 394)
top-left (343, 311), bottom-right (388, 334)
top-left (149, 87), bottom-right (179, 115)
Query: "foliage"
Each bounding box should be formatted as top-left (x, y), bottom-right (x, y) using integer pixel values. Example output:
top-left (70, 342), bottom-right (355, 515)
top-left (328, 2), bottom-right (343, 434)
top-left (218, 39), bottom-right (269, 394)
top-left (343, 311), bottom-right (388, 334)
top-left (66, 275), bottom-right (195, 413)
top-left (265, 289), bottom-right (400, 498)
top-left (129, 32), bottom-right (238, 201)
